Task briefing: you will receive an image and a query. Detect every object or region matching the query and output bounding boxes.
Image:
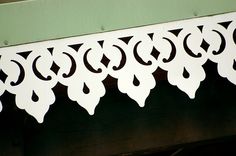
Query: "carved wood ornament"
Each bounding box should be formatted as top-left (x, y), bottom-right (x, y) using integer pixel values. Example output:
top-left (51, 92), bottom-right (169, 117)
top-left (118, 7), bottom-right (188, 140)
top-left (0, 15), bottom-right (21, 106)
top-left (0, 12), bottom-right (236, 123)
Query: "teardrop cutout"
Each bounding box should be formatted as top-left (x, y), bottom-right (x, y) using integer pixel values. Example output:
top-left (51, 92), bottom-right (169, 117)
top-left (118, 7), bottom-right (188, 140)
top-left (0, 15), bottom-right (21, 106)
top-left (133, 75), bottom-right (140, 86)
top-left (233, 60), bottom-right (236, 70)
top-left (31, 90), bottom-right (39, 102)
top-left (183, 67), bottom-right (190, 79)
top-left (83, 83), bottom-right (90, 94)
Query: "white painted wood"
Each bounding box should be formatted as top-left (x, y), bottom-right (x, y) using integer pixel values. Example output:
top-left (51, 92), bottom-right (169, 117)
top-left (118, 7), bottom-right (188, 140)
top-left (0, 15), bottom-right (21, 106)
top-left (0, 12), bottom-right (236, 123)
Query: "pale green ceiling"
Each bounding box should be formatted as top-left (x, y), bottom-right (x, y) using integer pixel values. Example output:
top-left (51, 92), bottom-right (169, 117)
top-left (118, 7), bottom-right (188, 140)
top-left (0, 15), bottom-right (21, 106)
top-left (0, 0), bottom-right (236, 47)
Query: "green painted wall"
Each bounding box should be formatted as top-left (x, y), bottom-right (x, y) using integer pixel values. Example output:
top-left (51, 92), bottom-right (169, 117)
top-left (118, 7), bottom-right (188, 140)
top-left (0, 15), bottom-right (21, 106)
top-left (0, 0), bottom-right (236, 47)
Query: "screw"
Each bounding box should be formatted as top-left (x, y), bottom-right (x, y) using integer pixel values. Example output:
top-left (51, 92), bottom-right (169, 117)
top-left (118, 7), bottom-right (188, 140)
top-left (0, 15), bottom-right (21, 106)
top-left (101, 25), bottom-right (105, 31)
top-left (3, 40), bottom-right (8, 45)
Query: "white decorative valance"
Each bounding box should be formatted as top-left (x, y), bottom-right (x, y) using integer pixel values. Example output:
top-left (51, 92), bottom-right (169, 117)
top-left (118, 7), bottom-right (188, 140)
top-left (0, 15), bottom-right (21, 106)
top-left (0, 12), bottom-right (236, 123)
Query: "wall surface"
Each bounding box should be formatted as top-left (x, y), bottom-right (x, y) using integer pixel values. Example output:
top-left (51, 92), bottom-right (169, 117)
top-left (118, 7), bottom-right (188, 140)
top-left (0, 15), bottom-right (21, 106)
top-left (1, 62), bottom-right (236, 155)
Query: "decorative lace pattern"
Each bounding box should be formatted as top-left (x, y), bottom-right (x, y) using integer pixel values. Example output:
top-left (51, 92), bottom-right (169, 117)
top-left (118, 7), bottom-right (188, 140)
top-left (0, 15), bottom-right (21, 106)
top-left (0, 12), bottom-right (236, 123)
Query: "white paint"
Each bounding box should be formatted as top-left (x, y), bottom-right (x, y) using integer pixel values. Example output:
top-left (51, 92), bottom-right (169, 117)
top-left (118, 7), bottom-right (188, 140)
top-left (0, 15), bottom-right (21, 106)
top-left (0, 12), bottom-right (236, 123)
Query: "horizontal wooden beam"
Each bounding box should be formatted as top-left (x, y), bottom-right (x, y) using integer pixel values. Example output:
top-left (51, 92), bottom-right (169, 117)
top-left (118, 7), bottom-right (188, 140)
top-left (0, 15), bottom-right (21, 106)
top-left (0, 0), bottom-right (236, 47)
